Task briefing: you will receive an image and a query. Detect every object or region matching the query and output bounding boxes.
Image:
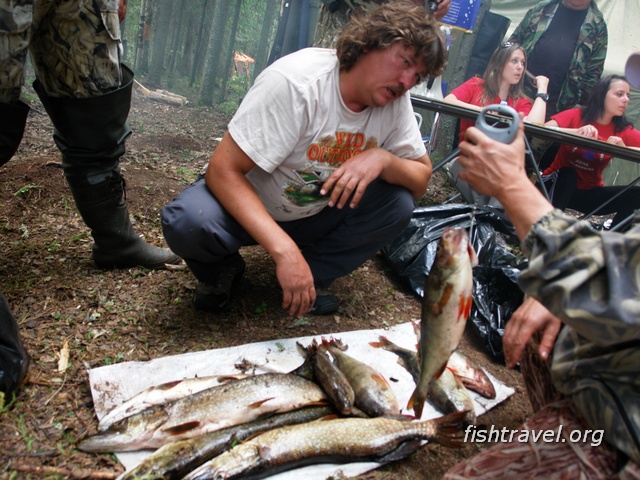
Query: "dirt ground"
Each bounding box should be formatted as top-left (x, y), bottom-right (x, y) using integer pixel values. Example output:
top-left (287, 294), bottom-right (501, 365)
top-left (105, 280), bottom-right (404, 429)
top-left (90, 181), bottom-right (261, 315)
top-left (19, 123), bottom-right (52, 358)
top-left (0, 86), bottom-right (532, 479)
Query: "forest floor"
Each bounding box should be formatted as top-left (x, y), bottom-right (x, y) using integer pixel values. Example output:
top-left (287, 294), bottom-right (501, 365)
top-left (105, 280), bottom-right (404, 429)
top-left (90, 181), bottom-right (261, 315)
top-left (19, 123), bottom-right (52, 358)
top-left (0, 84), bottom-right (532, 479)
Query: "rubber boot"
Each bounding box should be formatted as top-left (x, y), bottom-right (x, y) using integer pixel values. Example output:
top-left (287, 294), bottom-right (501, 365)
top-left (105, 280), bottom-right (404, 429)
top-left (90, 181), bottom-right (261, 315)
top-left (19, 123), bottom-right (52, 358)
top-left (33, 66), bottom-right (180, 269)
top-left (0, 100), bottom-right (30, 167)
top-left (66, 172), bottom-right (180, 269)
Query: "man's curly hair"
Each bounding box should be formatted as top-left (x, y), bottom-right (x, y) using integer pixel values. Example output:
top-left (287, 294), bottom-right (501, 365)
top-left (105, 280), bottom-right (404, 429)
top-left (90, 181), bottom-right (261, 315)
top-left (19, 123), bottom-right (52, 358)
top-left (335, 1), bottom-right (446, 82)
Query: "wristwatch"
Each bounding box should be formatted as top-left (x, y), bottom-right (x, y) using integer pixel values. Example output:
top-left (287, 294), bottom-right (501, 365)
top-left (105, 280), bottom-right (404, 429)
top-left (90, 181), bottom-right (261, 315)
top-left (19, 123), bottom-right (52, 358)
top-left (535, 93), bottom-right (549, 102)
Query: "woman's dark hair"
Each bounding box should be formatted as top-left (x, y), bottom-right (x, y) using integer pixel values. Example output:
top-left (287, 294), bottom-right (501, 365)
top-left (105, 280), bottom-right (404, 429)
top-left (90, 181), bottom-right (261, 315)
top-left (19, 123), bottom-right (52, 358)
top-left (582, 75), bottom-right (633, 133)
top-left (480, 42), bottom-right (527, 105)
top-left (336, 1), bottom-right (446, 81)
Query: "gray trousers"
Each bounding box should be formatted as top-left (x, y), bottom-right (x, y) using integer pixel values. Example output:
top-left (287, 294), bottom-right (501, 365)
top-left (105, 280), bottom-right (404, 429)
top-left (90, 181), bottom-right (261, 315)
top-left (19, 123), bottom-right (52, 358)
top-left (161, 177), bottom-right (415, 288)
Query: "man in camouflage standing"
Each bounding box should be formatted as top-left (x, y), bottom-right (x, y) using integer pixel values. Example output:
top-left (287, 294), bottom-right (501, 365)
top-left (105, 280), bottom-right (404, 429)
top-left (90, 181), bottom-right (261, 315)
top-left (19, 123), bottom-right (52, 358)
top-left (0, 0), bottom-right (179, 269)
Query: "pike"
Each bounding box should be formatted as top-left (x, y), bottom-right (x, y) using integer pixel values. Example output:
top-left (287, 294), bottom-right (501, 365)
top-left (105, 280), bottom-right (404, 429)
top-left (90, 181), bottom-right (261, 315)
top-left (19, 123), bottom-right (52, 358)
top-left (78, 373), bottom-right (327, 452)
top-left (183, 411), bottom-right (467, 480)
top-left (116, 405), bottom-right (334, 480)
top-left (324, 338), bottom-right (400, 417)
top-left (99, 374), bottom-right (248, 430)
top-left (408, 227), bottom-right (477, 419)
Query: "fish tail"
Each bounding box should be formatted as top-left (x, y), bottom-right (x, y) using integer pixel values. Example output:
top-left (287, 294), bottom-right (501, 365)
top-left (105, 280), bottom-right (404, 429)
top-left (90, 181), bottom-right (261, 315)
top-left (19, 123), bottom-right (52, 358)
top-left (407, 387), bottom-right (426, 419)
top-left (430, 411), bottom-right (468, 448)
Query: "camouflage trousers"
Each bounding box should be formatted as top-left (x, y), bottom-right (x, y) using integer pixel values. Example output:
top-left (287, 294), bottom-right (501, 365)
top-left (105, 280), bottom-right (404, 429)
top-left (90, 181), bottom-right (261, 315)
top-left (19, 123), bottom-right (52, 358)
top-left (0, 0), bottom-right (123, 103)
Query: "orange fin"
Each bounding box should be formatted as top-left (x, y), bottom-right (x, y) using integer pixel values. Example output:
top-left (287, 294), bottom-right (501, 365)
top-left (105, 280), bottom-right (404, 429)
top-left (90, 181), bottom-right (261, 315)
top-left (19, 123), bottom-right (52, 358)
top-left (248, 397), bottom-right (275, 409)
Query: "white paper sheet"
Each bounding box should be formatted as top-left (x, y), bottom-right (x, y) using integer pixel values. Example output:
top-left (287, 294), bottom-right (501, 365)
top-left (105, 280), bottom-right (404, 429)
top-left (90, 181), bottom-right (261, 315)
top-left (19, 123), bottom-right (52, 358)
top-left (88, 322), bottom-right (514, 479)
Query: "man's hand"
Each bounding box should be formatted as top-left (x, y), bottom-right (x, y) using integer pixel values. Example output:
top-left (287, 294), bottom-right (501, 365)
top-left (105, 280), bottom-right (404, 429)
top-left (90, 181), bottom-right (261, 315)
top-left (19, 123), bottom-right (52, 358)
top-left (275, 249), bottom-right (316, 318)
top-left (457, 117), bottom-right (528, 199)
top-left (320, 148), bottom-right (388, 209)
top-left (503, 297), bottom-right (562, 369)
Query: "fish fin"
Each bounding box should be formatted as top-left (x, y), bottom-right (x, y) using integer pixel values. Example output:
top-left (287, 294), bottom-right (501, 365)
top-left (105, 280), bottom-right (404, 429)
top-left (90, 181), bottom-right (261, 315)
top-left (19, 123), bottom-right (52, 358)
top-left (468, 243), bottom-right (479, 267)
top-left (370, 373), bottom-right (391, 388)
top-left (407, 388), bottom-right (425, 419)
top-left (248, 397), bottom-right (275, 409)
top-left (433, 363), bottom-right (448, 381)
top-left (430, 411), bottom-right (469, 448)
top-left (458, 293), bottom-right (473, 320)
top-left (377, 439), bottom-right (422, 463)
top-left (159, 379), bottom-right (183, 390)
top-left (162, 421), bottom-right (200, 436)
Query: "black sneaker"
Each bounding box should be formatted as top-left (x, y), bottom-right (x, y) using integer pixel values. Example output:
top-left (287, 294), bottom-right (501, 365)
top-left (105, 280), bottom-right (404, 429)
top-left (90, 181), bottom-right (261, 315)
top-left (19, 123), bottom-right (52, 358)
top-left (193, 256), bottom-right (246, 312)
top-left (310, 288), bottom-right (340, 315)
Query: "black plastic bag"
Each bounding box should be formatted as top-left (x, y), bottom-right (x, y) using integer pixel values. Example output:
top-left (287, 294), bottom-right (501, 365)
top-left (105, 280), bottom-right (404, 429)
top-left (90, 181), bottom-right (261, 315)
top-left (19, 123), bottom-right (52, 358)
top-left (0, 292), bottom-right (30, 406)
top-left (381, 204), bottom-right (527, 361)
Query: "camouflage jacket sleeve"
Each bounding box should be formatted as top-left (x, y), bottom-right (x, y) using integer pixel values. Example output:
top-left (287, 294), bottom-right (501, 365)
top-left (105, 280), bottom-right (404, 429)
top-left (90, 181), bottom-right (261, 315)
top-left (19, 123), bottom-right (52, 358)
top-left (565, 4), bottom-right (608, 109)
top-left (519, 210), bottom-right (640, 463)
top-left (518, 209), bottom-right (640, 346)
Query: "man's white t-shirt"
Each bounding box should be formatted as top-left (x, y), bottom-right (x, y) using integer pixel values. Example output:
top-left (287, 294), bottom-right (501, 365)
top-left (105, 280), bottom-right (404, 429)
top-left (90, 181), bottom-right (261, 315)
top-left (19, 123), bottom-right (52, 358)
top-left (228, 47), bottom-right (426, 222)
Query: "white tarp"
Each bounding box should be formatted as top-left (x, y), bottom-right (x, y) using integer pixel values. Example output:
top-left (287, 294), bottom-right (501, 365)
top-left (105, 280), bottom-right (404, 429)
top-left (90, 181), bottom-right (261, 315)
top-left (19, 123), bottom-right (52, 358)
top-left (88, 322), bottom-right (514, 479)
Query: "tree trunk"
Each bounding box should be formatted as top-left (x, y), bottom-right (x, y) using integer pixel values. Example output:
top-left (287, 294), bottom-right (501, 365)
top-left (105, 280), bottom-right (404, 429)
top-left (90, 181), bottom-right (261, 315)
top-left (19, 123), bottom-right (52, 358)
top-left (313, 0), bottom-right (386, 48)
top-left (252, 0), bottom-right (279, 82)
top-left (148, 0), bottom-right (174, 86)
top-left (190, 0), bottom-right (213, 87)
top-left (199, 0), bottom-right (230, 105)
top-left (166, 4), bottom-right (186, 88)
top-left (216, 0), bottom-right (243, 103)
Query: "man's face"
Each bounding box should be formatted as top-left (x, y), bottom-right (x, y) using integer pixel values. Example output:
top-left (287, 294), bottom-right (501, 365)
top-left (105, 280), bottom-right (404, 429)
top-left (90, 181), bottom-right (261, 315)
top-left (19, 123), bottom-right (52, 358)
top-left (356, 42), bottom-right (429, 109)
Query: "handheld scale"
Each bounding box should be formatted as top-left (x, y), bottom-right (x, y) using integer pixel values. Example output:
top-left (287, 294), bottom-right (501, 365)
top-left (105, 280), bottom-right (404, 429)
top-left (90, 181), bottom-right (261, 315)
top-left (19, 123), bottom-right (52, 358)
top-left (461, 104), bottom-right (520, 242)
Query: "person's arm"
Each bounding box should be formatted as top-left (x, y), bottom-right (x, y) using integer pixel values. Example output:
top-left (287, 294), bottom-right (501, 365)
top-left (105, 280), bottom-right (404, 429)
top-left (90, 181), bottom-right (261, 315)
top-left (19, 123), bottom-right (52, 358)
top-left (443, 92), bottom-right (482, 112)
top-left (544, 117), bottom-right (598, 139)
top-left (458, 120), bottom-right (640, 345)
top-left (432, 0), bottom-right (451, 21)
top-left (205, 133), bottom-right (315, 318)
top-left (523, 75), bottom-right (549, 125)
top-left (575, 18), bottom-right (608, 105)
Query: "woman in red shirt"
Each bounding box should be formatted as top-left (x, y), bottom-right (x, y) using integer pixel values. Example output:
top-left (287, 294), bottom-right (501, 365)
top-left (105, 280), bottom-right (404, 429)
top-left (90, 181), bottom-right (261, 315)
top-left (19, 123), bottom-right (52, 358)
top-left (542, 75), bottom-right (640, 229)
top-left (444, 42), bottom-right (549, 142)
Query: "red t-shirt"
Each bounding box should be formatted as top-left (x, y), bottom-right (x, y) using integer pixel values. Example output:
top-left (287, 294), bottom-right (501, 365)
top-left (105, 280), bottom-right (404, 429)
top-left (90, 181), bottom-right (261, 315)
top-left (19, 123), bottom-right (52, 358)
top-left (543, 108), bottom-right (640, 189)
top-left (450, 77), bottom-right (533, 141)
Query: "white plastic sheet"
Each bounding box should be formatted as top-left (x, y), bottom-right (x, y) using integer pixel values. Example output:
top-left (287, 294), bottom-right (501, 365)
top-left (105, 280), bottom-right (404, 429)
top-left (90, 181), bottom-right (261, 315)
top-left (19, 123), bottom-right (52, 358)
top-left (88, 322), bottom-right (514, 479)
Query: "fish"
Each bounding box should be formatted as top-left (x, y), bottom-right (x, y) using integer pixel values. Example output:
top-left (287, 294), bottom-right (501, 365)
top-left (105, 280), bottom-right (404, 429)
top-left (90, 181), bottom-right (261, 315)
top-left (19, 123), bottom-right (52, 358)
top-left (428, 368), bottom-right (476, 426)
top-left (408, 227), bottom-right (477, 419)
top-left (369, 336), bottom-right (475, 424)
top-left (324, 338), bottom-right (400, 417)
top-left (99, 374), bottom-right (248, 430)
top-left (183, 411), bottom-right (467, 480)
top-left (116, 405), bottom-right (334, 480)
top-left (369, 335), bottom-right (420, 384)
top-left (298, 339), bottom-right (355, 416)
top-left (78, 373), bottom-right (327, 452)
top-left (370, 336), bottom-right (495, 400)
top-left (446, 350), bottom-right (496, 399)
